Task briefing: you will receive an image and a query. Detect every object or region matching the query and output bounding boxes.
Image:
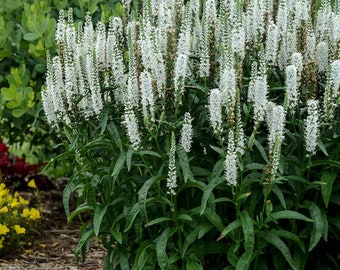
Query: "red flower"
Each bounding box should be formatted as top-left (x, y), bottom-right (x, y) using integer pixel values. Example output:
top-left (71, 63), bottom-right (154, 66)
top-left (0, 141), bottom-right (9, 154)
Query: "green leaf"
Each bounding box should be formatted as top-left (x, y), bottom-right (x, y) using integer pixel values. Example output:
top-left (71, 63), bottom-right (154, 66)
top-left (23, 32), bottom-right (40, 41)
top-left (260, 231), bottom-right (298, 270)
top-left (111, 151), bottom-right (126, 177)
top-left (272, 184), bottom-right (287, 209)
top-left (235, 252), bottom-right (252, 270)
top-left (110, 226), bottom-right (123, 245)
top-left (236, 192), bottom-right (252, 202)
top-left (177, 214), bottom-right (193, 222)
top-left (94, 204), bottom-right (107, 236)
top-left (138, 150), bottom-right (162, 158)
top-left (265, 210), bottom-right (313, 223)
top-left (12, 108), bottom-right (26, 118)
top-left (145, 217), bottom-right (173, 227)
top-left (271, 229), bottom-right (305, 252)
top-left (210, 145), bottom-right (225, 156)
top-left (156, 228), bottom-right (175, 270)
top-left (320, 171), bottom-right (336, 208)
top-left (75, 228), bottom-right (95, 264)
top-left (68, 203), bottom-right (94, 223)
top-left (177, 146), bottom-right (192, 182)
top-left (138, 175), bottom-right (162, 221)
top-left (308, 202), bottom-right (324, 251)
top-left (182, 228), bottom-right (199, 257)
top-left (198, 223), bottom-right (214, 239)
top-left (107, 123), bottom-right (122, 151)
top-left (254, 139), bottom-right (269, 163)
top-left (217, 220), bottom-right (242, 241)
top-left (132, 240), bottom-right (153, 270)
top-left (200, 177), bottom-right (225, 215)
top-left (240, 210), bottom-right (254, 254)
top-left (317, 139), bottom-right (328, 156)
top-left (186, 255), bottom-right (203, 270)
top-left (124, 202), bottom-right (140, 232)
top-left (126, 147), bottom-right (134, 171)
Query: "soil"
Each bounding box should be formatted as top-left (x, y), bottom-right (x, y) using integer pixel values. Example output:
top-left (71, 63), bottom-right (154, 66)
top-left (0, 178), bottom-right (106, 270)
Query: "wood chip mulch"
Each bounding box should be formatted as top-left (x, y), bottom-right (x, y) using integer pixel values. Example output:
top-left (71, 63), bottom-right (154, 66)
top-left (0, 178), bottom-right (106, 270)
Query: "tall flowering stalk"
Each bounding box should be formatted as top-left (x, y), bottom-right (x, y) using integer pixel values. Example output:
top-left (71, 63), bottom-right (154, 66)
top-left (305, 100), bottom-right (319, 155)
top-left (266, 103), bottom-right (285, 182)
top-left (166, 133), bottom-right (177, 195)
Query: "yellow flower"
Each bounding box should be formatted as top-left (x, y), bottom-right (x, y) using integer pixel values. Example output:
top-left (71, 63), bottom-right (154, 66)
top-left (0, 224), bottom-right (9, 235)
top-left (0, 206), bottom-right (8, 213)
top-left (22, 208), bottom-right (30, 218)
top-left (10, 197), bottom-right (20, 208)
top-left (22, 208), bottom-right (41, 220)
top-left (28, 208), bottom-right (41, 220)
top-left (13, 225), bottom-right (26, 234)
top-left (19, 196), bottom-right (29, 205)
top-left (27, 179), bottom-right (37, 189)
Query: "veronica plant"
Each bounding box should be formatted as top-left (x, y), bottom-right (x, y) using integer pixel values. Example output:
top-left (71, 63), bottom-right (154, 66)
top-left (43, 1), bottom-right (340, 269)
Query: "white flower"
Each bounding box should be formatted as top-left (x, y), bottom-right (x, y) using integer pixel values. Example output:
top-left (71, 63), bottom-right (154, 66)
top-left (123, 104), bottom-right (141, 151)
top-left (315, 41), bottom-right (329, 73)
top-left (331, 60), bottom-right (340, 98)
top-left (95, 22), bottom-right (107, 70)
top-left (167, 133), bottom-right (177, 195)
top-left (285, 65), bottom-right (298, 110)
top-left (209, 88), bottom-right (222, 134)
top-left (267, 103), bottom-right (285, 152)
top-left (225, 131), bottom-right (237, 187)
top-left (220, 63), bottom-right (237, 116)
top-left (180, 112), bottom-right (193, 153)
top-left (266, 103), bottom-right (286, 181)
top-left (305, 100), bottom-right (319, 155)
top-left (174, 54), bottom-right (189, 103)
top-left (140, 70), bottom-right (155, 122)
top-left (265, 21), bottom-right (278, 65)
top-left (231, 20), bottom-right (245, 59)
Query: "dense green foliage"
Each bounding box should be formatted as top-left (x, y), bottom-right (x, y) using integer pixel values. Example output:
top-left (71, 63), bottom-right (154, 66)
top-left (41, 0), bottom-right (340, 269)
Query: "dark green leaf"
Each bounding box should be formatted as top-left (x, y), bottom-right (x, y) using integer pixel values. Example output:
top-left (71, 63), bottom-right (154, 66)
top-left (265, 210), bottom-right (313, 223)
top-left (138, 175), bottom-right (162, 221)
top-left (124, 202), bottom-right (140, 232)
top-left (217, 220), bottom-right (242, 241)
top-left (126, 147), bottom-right (134, 171)
top-left (132, 241), bottom-right (153, 270)
top-left (260, 231), bottom-right (298, 270)
top-left (240, 210), bottom-right (254, 254)
top-left (94, 204), bottom-right (107, 236)
top-left (235, 252), bottom-right (252, 270)
top-left (182, 228), bottom-right (199, 257)
top-left (111, 151), bottom-right (126, 177)
top-left (110, 226), bottom-right (123, 245)
top-left (308, 202), bottom-right (324, 251)
top-left (200, 177), bottom-right (225, 215)
top-left (320, 171), bottom-right (336, 208)
top-left (145, 217), bottom-right (173, 227)
top-left (107, 123), bottom-right (122, 151)
top-left (271, 229), bottom-right (305, 252)
top-left (177, 147), bottom-right (192, 182)
top-left (156, 228), bottom-right (175, 270)
top-left (272, 184), bottom-right (287, 209)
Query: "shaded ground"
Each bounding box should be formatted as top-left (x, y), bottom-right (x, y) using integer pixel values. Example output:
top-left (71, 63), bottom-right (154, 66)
top-left (0, 179), bottom-right (106, 270)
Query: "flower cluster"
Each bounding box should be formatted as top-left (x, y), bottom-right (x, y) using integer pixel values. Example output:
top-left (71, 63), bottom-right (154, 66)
top-left (0, 180), bottom-right (41, 253)
top-left (0, 140), bottom-right (42, 183)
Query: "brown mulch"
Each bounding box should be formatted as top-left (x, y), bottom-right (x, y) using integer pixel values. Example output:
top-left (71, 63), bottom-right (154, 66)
top-left (0, 178), bottom-right (106, 270)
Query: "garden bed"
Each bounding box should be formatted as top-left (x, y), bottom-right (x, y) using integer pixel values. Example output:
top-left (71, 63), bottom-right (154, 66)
top-left (0, 179), bottom-right (105, 270)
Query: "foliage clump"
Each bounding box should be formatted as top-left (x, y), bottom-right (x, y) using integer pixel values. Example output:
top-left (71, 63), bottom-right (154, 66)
top-left (42, 0), bottom-right (340, 269)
